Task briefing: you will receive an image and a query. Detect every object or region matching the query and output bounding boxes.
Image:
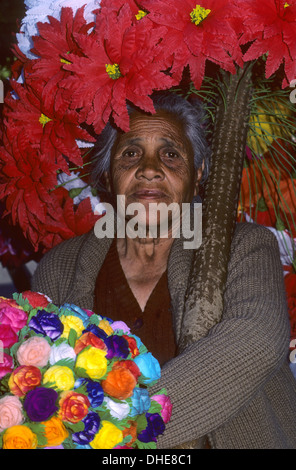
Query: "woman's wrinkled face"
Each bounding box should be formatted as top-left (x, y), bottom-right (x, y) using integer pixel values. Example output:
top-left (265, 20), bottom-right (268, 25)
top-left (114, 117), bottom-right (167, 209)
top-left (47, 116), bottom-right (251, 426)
top-left (105, 110), bottom-right (202, 231)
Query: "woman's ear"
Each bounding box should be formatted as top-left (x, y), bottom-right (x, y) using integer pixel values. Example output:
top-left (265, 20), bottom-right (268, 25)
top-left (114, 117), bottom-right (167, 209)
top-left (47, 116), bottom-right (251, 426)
top-left (193, 161), bottom-right (204, 196)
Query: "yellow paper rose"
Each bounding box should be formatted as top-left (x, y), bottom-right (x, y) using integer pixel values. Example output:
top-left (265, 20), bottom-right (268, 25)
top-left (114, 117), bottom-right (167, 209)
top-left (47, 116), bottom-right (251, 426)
top-left (3, 425), bottom-right (38, 449)
top-left (43, 365), bottom-right (75, 391)
top-left (76, 347), bottom-right (108, 380)
top-left (98, 319), bottom-right (114, 336)
top-left (90, 421), bottom-right (123, 449)
top-left (60, 315), bottom-right (84, 339)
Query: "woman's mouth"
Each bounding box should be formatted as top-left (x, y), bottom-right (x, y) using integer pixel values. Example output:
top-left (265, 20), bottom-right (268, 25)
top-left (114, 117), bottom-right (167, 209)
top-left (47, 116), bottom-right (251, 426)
top-left (130, 189), bottom-right (168, 200)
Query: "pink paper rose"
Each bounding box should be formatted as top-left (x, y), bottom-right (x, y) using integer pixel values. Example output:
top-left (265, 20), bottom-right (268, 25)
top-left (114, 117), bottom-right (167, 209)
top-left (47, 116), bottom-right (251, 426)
top-left (0, 299), bottom-right (28, 333)
top-left (151, 394), bottom-right (173, 424)
top-left (0, 396), bottom-right (24, 432)
top-left (0, 353), bottom-right (14, 379)
top-left (0, 324), bottom-right (18, 348)
top-left (0, 297), bottom-right (20, 308)
top-left (17, 336), bottom-right (51, 368)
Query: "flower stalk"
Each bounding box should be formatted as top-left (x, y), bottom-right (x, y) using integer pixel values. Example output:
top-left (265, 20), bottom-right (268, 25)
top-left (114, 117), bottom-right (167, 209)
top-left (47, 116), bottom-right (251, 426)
top-left (179, 62), bottom-right (254, 350)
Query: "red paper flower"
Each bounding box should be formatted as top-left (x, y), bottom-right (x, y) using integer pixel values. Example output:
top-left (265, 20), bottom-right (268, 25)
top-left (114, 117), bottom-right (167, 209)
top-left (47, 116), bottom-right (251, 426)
top-left (0, 126), bottom-right (58, 243)
top-left (3, 78), bottom-right (95, 173)
top-left (140, 0), bottom-right (243, 89)
top-left (39, 187), bottom-right (100, 252)
top-left (241, 0), bottom-right (296, 87)
top-left (27, 6), bottom-right (95, 109)
top-left (61, 3), bottom-right (174, 133)
top-left (100, 0), bottom-right (147, 19)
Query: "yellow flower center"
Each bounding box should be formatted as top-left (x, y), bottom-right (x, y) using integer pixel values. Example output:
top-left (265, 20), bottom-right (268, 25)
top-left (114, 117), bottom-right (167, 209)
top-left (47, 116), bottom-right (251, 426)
top-left (39, 113), bottom-right (52, 127)
top-left (135, 10), bottom-right (147, 20)
top-left (190, 5), bottom-right (211, 25)
top-left (105, 63), bottom-right (122, 80)
top-left (60, 58), bottom-right (71, 64)
top-left (60, 51), bottom-right (71, 64)
top-left (284, 2), bottom-right (290, 7)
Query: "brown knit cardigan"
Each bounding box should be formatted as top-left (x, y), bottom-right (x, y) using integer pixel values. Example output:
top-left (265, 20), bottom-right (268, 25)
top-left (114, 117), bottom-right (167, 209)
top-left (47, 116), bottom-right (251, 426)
top-left (32, 222), bottom-right (296, 449)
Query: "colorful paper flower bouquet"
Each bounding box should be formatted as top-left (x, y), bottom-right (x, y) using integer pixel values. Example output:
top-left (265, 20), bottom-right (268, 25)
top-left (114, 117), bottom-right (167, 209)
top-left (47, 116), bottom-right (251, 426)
top-left (0, 291), bottom-right (172, 449)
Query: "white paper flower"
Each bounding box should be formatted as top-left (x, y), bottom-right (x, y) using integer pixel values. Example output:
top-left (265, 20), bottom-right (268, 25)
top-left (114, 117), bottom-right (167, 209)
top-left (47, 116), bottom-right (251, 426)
top-left (56, 171), bottom-right (100, 212)
top-left (244, 213), bottom-right (295, 270)
top-left (104, 397), bottom-right (130, 420)
top-left (49, 343), bottom-right (77, 365)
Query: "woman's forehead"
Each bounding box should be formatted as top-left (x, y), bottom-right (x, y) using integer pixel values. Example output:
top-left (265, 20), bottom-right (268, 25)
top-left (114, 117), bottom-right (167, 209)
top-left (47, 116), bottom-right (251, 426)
top-left (116, 110), bottom-right (191, 149)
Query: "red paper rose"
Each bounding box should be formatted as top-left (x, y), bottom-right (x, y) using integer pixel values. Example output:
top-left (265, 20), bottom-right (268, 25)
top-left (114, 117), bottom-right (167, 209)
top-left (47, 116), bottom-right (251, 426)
top-left (58, 391), bottom-right (90, 423)
top-left (21, 291), bottom-right (51, 308)
top-left (8, 366), bottom-right (42, 397)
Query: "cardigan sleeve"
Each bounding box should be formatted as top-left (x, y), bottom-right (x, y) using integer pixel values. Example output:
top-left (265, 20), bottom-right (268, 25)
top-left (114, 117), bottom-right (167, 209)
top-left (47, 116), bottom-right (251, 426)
top-left (154, 224), bottom-right (291, 448)
top-left (31, 235), bottom-right (86, 305)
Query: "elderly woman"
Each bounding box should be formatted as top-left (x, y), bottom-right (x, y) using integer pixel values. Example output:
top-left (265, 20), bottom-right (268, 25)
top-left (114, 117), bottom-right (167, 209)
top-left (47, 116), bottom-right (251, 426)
top-left (32, 92), bottom-right (296, 449)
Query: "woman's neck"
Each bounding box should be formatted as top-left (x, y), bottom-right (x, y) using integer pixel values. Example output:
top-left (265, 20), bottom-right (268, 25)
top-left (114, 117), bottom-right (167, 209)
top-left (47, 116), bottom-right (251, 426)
top-left (116, 234), bottom-right (174, 265)
top-left (116, 235), bottom-right (173, 311)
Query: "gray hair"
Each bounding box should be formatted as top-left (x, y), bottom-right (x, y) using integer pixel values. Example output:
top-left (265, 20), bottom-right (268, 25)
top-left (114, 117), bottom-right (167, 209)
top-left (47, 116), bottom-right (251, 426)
top-left (91, 91), bottom-right (210, 192)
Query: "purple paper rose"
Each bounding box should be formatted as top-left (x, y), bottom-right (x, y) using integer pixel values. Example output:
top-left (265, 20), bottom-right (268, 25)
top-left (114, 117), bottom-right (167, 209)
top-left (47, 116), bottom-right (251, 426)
top-left (104, 335), bottom-right (130, 359)
top-left (138, 413), bottom-right (165, 443)
top-left (29, 310), bottom-right (64, 340)
top-left (23, 387), bottom-right (58, 422)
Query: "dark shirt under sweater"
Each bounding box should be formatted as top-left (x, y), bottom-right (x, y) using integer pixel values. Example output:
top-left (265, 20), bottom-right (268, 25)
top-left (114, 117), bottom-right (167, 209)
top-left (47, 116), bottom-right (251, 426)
top-left (93, 239), bottom-right (177, 366)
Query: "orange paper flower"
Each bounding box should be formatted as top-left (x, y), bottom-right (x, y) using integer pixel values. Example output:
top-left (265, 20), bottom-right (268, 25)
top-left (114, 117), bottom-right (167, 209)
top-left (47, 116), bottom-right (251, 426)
top-left (122, 420), bottom-right (138, 447)
top-left (101, 366), bottom-right (137, 400)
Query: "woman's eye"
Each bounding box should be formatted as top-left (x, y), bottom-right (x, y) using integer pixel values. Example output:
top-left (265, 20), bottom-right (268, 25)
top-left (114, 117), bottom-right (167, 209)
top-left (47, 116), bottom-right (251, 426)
top-left (164, 151), bottom-right (180, 159)
top-left (122, 150), bottom-right (139, 158)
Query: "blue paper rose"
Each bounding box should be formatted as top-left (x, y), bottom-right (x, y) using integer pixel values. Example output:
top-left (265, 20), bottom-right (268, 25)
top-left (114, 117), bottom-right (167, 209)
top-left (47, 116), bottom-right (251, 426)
top-left (72, 412), bottom-right (101, 445)
top-left (83, 412), bottom-right (101, 434)
top-left (134, 352), bottom-right (161, 384)
top-left (82, 324), bottom-right (108, 341)
top-left (130, 388), bottom-right (151, 417)
top-left (60, 303), bottom-right (90, 326)
top-left (28, 310), bottom-right (64, 340)
top-left (74, 378), bottom-right (104, 408)
top-left (130, 334), bottom-right (143, 349)
top-left (86, 381), bottom-right (105, 408)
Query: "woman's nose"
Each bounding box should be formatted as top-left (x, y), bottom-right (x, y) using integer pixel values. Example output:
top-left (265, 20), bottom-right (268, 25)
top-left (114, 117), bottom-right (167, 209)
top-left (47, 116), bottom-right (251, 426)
top-left (135, 153), bottom-right (164, 181)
